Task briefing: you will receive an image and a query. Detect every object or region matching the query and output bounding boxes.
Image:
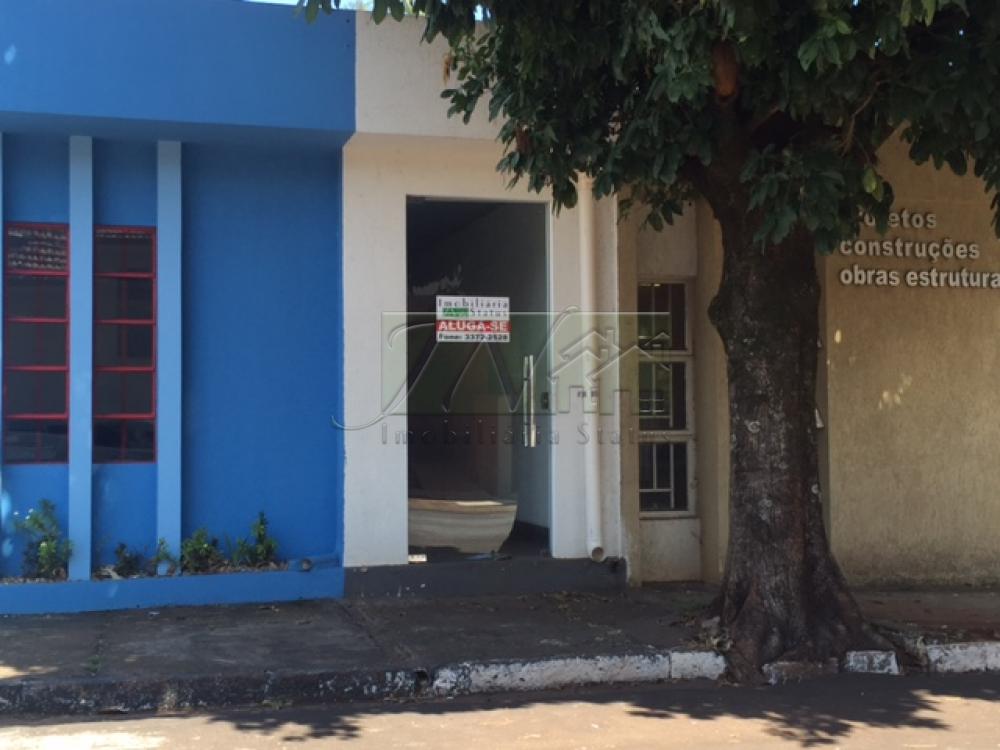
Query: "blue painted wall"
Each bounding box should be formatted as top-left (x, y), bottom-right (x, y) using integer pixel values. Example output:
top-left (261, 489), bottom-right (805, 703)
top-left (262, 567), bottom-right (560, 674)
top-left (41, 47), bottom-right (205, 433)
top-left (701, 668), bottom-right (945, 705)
top-left (94, 140), bottom-right (157, 227)
top-left (0, 137), bottom-right (346, 578)
top-left (92, 140), bottom-right (159, 568)
top-left (0, 134), bottom-right (70, 578)
top-left (0, 0), bottom-right (351, 599)
top-left (3, 134), bottom-right (69, 222)
top-left (182, 143), bottom-right (343, 562)
top-left (0, 466), bottom-right (70, 577)
top-left (0, 0), bottom-right (355, 141)
top-left (92, 464), bottom-right (157, 568)
top-left (1, 138), bottom-right (347, 577)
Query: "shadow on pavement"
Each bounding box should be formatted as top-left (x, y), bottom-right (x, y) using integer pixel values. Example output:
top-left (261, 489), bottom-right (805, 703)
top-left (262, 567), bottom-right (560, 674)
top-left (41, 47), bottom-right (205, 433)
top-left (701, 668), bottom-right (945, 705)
top-left (8, 673), bottom-right (994, 748)
top-left (202, 673), bottom-right (997, 746)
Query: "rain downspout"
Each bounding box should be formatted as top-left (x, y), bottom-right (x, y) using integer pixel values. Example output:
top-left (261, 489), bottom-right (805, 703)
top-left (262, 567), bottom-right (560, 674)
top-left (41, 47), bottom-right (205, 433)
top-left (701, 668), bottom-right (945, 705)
top-left (578, 175), bottom-right (605, 562)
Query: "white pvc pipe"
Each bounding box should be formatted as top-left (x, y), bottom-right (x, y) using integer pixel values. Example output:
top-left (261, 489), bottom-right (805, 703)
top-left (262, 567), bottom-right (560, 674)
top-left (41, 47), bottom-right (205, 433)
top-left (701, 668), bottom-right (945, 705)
top-left (578, 176), bottom-right (605, 562)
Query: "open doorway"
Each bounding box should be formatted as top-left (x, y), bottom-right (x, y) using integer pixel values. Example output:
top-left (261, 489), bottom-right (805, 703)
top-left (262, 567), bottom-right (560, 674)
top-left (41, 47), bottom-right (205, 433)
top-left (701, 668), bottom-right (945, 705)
top-left (406, 198), bottom-right (551, 563)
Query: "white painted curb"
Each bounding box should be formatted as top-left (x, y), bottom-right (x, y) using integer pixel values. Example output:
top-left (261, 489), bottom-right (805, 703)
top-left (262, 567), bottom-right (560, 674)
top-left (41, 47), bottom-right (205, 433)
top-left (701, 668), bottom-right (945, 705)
top-left (763, 659), bottom-right (838, 685)
top-left (670, 650), bottom-right (727, 681)
top-left (427, 641), bottom-right (1000, 698)
top-left (431, 650), bottom-right (725, 696)
top-left (844, 650), bottom-right (901, 675)
top-left (926, 642), bottom-right (1000, 673)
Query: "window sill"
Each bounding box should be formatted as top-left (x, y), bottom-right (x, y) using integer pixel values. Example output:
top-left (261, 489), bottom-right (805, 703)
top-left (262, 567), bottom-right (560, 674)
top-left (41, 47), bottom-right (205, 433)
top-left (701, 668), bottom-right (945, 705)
top-left (640, 511), bottom-right (699, 521)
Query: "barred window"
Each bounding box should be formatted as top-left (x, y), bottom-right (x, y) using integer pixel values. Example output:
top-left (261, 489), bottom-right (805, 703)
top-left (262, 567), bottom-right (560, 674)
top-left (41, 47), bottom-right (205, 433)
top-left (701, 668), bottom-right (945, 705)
top-left (637, 282), bottom-right (693, 514)
top-left (3, 224), bottom-right (70, 463)
top-left (93, 227), bottom-right (156, 462)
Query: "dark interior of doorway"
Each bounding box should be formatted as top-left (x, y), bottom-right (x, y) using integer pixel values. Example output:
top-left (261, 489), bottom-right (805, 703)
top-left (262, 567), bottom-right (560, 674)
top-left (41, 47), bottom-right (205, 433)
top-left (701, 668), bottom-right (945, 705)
top-left (406, 197), bottom-right (550, 564)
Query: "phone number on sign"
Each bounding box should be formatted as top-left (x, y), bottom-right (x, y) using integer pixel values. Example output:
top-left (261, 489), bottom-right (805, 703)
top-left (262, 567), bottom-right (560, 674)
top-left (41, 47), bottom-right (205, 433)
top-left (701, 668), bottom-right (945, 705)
top-left (436, 333), bottom-right (511, 343)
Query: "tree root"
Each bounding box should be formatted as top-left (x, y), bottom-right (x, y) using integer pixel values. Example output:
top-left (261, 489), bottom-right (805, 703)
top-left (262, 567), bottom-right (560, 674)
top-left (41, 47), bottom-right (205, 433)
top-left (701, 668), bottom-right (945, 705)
top-left (716, 576), bottom-right (892, 684)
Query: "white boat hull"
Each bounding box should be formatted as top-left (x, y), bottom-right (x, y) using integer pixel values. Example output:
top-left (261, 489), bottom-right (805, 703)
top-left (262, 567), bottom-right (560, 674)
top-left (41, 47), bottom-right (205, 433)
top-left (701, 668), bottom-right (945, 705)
top-left (408, 497), bottom-right (518, 553)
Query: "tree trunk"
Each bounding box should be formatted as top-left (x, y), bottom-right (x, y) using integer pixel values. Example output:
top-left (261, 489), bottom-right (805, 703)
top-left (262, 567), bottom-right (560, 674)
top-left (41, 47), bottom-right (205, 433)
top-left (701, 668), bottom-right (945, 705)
top-left (708, 218), bottom-right (879, 681)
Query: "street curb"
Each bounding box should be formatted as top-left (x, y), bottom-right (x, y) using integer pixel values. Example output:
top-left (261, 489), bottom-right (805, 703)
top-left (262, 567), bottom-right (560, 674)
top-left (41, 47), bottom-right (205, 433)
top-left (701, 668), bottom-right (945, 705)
top-left (0, 650), bottom-right (725, 717)
top-left (763, 651), bottom-right (902, 685)
top-left (843, 650), bottom-right (901, 676)
top-left (925, 642), bottom-right (1000, 673)
top-left (431, 650), bottom-right (726, 696)
top-left (763, 658), bottom-right (839, 685)
top-left (1, 643), bottom-right (997, 717)
top-left (0, 668), bottom-right (421, 717)
top-left (762, 643), bottom-right (1000, 684)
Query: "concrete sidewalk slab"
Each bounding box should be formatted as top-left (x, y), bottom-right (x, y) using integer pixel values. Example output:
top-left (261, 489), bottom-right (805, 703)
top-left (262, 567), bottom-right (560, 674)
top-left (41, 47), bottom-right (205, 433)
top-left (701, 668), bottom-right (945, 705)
top-left (0, 590), bottom-right (711, 715)
top-left (96, 602), bottom-right (386, 678)
top-left (347, 589), bottom-right (699, 667)
top-left (0, 586), bottom-right (997, 717)
top-left (0, 615), bottom-right (105, 681)
top-left (857, 589), bottom-right (1000, 639)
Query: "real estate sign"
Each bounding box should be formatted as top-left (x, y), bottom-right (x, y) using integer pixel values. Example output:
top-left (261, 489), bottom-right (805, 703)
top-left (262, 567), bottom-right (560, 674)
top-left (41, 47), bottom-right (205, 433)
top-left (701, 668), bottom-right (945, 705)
top-left (436, 295), bottom-right (511, 342)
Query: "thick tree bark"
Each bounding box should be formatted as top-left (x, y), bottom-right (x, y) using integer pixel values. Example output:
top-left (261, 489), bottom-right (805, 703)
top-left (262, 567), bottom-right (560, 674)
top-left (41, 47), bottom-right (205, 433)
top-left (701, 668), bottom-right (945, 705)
top-left (706, 213), bottom-right (881, 681)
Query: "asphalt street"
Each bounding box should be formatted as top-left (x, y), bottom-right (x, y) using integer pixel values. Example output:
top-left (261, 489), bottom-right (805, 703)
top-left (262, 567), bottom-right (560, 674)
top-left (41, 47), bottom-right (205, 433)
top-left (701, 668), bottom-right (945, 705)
top-left (2, 674), bottom-right (998, 749)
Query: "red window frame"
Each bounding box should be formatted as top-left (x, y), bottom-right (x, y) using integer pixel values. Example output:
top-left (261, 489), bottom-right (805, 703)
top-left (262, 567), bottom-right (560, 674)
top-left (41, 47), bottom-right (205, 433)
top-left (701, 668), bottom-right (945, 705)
top-left (2, 222), bottom-right (71, 464)
top-left (93, 226), bottom-right (157, 463)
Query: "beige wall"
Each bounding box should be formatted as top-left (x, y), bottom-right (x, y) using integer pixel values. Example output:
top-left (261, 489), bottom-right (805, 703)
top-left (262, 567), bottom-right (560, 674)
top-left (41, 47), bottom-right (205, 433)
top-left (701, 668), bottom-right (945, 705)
top-left (616, 210), bottom-right (643, 581)
top-left (626, 137), bottom-right (1000, 587)
top-left (824, 137), bottom-right (1000, 586)
top-left (616, 203), bottom-right (707, 582)
top-left (631, 142), bottom-right (1000, 587)
top-left (692, 201), bottom-right (730, 584)
top-left (355, 13), bottom-right (498, 141)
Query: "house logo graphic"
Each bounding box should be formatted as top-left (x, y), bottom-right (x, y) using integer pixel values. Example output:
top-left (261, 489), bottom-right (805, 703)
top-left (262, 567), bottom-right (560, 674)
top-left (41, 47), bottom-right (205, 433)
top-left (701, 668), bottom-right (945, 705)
top-left (331, 310), bottom-right (680, 431)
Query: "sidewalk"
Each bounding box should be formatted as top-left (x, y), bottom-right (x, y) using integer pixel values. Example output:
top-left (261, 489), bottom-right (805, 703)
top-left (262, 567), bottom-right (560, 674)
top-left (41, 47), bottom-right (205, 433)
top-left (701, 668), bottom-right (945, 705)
top-left (857, 589), bottom-right (1000, 642)
top-left (0, 586), bottom-right (997, 716)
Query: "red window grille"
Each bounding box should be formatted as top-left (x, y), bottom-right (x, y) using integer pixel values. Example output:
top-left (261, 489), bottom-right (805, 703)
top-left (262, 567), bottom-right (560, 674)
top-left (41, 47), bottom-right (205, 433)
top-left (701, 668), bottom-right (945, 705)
top-left (93, 226), bottom-right (156, 463)
top-left (2, 223), bottom-right (71, 463)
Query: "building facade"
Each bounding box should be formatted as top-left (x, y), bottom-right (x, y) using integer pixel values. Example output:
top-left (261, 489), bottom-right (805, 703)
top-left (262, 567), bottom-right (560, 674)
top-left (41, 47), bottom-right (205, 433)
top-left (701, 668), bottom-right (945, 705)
top-left (0, 0), bottom-right (351, 611)
top-left (0, 2), bottom-right (996, 614)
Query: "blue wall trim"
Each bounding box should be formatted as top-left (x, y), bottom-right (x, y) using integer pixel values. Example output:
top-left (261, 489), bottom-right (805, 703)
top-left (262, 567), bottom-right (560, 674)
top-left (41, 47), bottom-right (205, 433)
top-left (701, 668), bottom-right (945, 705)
top-left (0, 132), bottom-right (4, 471)
top-left (0, 0), bottom-right (355, 141)
top-left (157, 142), bottom-right (183, 562)
top-left (67, 136), bottom-right (94, 580)
top-left (0, 567), bottom-right (344, 615)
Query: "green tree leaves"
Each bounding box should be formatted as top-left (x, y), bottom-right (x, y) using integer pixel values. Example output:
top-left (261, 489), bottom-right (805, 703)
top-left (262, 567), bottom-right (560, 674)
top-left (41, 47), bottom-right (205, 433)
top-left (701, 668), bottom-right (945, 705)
top-left (797, 9), bottom-right (858, 72)
top-left (299, 0), bottom-right (333, 23)
top-left (304, 0), bottom-right (1000, 251)
top-left (299, 0), bottom-right (408, 22)
top-left (371, 0), bottom-right (407, 23)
